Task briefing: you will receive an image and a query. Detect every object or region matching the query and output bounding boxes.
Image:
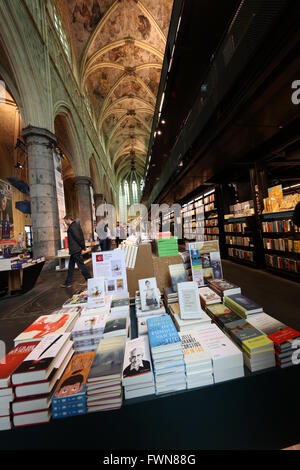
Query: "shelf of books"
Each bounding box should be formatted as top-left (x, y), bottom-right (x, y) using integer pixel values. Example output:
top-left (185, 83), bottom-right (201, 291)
top-left (182, 188), bottom-right (221, 243)
top-left (261, 184), bottom-right (300, 281)
top-left (223, 200), bottom-right (261, 267)
top-left (262, 210), bottom-right (300, 280)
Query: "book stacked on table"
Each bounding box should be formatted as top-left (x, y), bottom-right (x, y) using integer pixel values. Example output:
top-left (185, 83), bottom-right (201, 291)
top-left (86, 336), bottom-right (126, 412)
top-left (136, 300), bottom-right (166, 319)
top-left (179, 251), bottom-right (192, 281)
top-left (177, 281), bottom-right (204, 320)
top-left (12, 334), bottom-right (73, 427)
top-left (224, 319), bottom-right (275, 372)
top-left (224, 294), bottom-right (263, 319)
top-left (154, 237), bottom-right (179, 257)
top-left (122, 337), bottom-right (155, 399)
top-left (198, 287), bottom-right (221, 309)
top-left (268, 327), bottom-right (300, 368)
top-left (163, 287), bottom-right (178, 306)
top-left (136, 278), bottom-right (166, 320)
top-left (195, 324), bottom-right (244, 383)
top-left (206, 303), bottom-right (241, 325)
top-left (110, 296), bottom-right (130, 313)
top-left (147, 316), bottom-right (186, 394)
top-left (81, 296), bottom-right (112, 317)
top-left (52, 351), bottom-right (95, 419)
top-left (14, 310), bottom-right (80, 346)
top-left (179, 332), bottom-right (213, 389)
top-left (208, 279), bottom-right (241, 299)
top-left (62, 290), bottom-right (88, 308)
top-left (169, 303), bottom-right (211, 332)
top-left (137, 314), bottom-right (167, 336)
top-left (71, 314), bottom-right (107, 353)
top-left (103, 309), bottom-right (130, 338)
top-left (169, 264), bottom-right (187, 292)
top-left (0, 342), bottom-right (39, 431)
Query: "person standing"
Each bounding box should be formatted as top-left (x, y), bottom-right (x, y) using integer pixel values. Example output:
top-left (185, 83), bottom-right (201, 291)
top-left (115, 222), bottom-right (120, 248)
top-left (61, 215), bottom-right (92, 288)
top-left (96, 215), bottom-right (108, 251)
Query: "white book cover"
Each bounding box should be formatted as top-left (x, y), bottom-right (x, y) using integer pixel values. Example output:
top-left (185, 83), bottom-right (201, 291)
top-left (122, 337), bottom-right (153, 386)
top-left (92, 250), bottom-right (128, 295)
top-left (138, 278), bottom-right (160, 312)
top-left (179, 332), bottom-right (212, 365)
top-left (199, 287), bottom-right (221, 305)
top-left (87, 277), bottom-right (105, 307)
top-left (247, 312), bottom-right (287, 336)
top-left (72, 314), bottom-right (108, 337)
top-left (177, 282), bottom-right (203, 319)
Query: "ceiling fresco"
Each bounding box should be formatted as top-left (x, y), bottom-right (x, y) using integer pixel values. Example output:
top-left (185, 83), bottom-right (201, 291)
top-left (60, 0), bottom-right (174, 179)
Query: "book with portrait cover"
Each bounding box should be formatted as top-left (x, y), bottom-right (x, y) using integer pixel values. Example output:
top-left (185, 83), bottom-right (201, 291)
top-left (0, 342), bottom-right (39, 388)
top-left (122, 337), bottom-right (153, 386)
top-left (14, 310), bottom-right (79, 345)
top-left (52, 351), bottom-right (95, 404)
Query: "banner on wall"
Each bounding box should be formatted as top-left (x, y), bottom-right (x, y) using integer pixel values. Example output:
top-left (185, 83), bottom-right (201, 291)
top-left (0, 179), bottom-right (14, 243)
top-left (53, 151), bottom-right (67, 247)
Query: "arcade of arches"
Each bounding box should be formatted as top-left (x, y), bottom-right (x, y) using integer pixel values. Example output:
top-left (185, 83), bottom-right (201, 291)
top-left (0, 0), bottom-right (173, 264)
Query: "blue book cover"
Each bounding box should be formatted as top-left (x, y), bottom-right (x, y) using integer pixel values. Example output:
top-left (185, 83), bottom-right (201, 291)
top-left (147, 316), bottom-right (181, 349)
top-left (52, 406), bottom-right (87, 419)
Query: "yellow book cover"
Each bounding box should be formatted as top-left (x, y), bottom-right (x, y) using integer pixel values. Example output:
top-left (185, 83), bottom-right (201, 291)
top-left (54, 351), bottom-right (95, 399)
top-left (243, 336), bottom-right (273, 353)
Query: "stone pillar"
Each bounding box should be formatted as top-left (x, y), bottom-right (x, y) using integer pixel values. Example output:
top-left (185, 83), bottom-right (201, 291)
top-left (22, 125), bottom-right (61, 266)
top-left (74, 176), bottom-right (93, 240)
top-left (94, 193), bottom-right (104, 215)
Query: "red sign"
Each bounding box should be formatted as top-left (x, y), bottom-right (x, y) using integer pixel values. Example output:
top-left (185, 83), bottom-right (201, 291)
top-left (96, 254), bottom-right (103, 262)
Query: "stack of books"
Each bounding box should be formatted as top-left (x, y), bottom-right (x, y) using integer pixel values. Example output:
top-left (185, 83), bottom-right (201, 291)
top-left (246, 312), bottom-right (287, 336)
top-left (0, 342), bottom-right (39, 431)
top-left (86, 336), bottom-right (126, 412)
top-left (268, 327), bottom-right (300, 368)
top-left (12, 334), bottom-right (73, 427)
top-left (224, 294), bottom-right (263, 319)
top-left (169, 303), bottom-right (211, 332)
top-left (206, 303), bottom-right (240, 325)
top-left (208, 279), bottom-right (241, 299)
top-left (14, 310), bottom-right (80, 346)
top-left (163, 287), bottom-right (178, 306)
top-left (147, 316), bottom-right (186, 394)
top-left (52, 351), bottom-right (95, 419)
top-left (103, 310), bottom-right (130, 338)
top-left (110, 296), bottom-right (130, 314)
top-left (198, 286), bottom-right (221, 309)
top-left (155, 237), bottom-right (179, 257)
top-left (81, 296), bottom-right (112, 317)
top-left (225, 319), bottom-right (275, 372)
top-left (179, 251), bottom-right (192, 281)
top-left (62, 290), bottom-right (88, 308)
top-left (71, 314), bottom-right (107, 353)
top-left (179, 332), bottom-right (213, 389)
top-left (177, 281), bottom-right (204, 320)
top-left (122, 337), bottom-right (155, 399)
top-left (195, 324), bottom-right (244, 383)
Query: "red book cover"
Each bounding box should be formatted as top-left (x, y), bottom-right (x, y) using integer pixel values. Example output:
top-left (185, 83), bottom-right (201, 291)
top-left (269, 327), bottom-right (300, 347)
top-left (0, 342), bottom-right (39, 388)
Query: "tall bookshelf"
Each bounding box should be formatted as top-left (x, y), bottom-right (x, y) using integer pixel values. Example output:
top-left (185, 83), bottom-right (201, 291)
top-left (262, 210), bottom-right (300, 281)
top-left (224, 215), bottom-right (260, 267)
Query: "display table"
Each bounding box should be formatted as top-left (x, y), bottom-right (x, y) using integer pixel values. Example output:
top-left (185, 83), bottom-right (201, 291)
top-left (0, 364), bottom-right (299, 449)
top-left (0, 259), bottom-right (45, 296)
top-left (55, 248), bottom-right (92, 271)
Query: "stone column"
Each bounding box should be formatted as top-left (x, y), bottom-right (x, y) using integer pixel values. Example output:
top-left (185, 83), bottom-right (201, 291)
top-left (94, 193), bottom-right (104, 215)
top-left (74, 176), bottom-right (93, 240)
top-left (22, 125), bottom-right (61, 266)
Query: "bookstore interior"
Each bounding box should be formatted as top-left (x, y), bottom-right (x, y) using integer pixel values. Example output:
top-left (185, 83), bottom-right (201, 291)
top-left (0, 0), bottom-right (300, 453)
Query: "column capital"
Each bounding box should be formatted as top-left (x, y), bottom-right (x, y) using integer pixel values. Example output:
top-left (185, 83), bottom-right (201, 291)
top-left (74, 176), bottom-right (93, 187)
top-left (22, 125), bottom-right (57, 145)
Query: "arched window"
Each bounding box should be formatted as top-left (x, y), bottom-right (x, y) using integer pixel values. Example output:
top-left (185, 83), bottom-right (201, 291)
top-left (53, 6), bottom-right (71, 62)
top-left (124, 180), bottom-right (130, 205)
top-left (132, 181), bottom-right (138, 204)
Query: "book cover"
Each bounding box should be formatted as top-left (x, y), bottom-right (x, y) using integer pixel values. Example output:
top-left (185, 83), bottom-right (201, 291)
top-left (247, 313), bottom-right (287, 336)
top-left (88, 336), bottom-right (126, 380)
top-left (122, 337), bottom-right (153, 381)
top-left (53, 351), bottom-right (95, 401)
top-left (199, 287), bottom-right (221, 305)
top-left (177, 281), bottom-right (202, 318)
top-left (0, 342), bottom-right (39, 388)
top-left (226, 320), bottom-right (263, 345)
top-left (169, 264), bottom-right (187, 292)
top-left (206, 304), bottom-right (233, 317)
top-left (269, 327), bottom-right (300, 348)
top-left (87, 277), bottom-right (105, 307)
top-left (138, 278), bottom-right (160, 312)
top-left (147, 316), bottom-right (181, 349)
top-left (72, 314), bottom-right (107, 337)
top-left (208, 279), bottom-right (240, 293)
top-left (14, 311), bottom-right (79, 344)
top-left (103, 312), bottom-right (128, 335)
top-left (12, 334), bottom-right (70, 383)
top-left (225, 294), bottom-right (262, 313)
top-left (243, 336), bottom-right (274, 354)
top-left (179, 332), bottom-right (211, 364)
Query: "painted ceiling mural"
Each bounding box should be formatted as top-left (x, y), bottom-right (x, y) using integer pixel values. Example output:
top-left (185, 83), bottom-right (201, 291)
top-left (61, 0), bottom-right (174, 180)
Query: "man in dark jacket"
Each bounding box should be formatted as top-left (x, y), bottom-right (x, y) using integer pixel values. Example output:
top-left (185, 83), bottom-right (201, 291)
top-left (61, 215), bottom-right (92, 288)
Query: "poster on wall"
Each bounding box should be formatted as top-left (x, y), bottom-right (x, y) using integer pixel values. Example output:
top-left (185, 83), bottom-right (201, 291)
top-left (53, 151), bottom-right (67, 247)
top-left (92, 250), bottom-right (128, 295)
top-left (188, 240), bottom-right (223, 287)
top-left (0, 179), bottom-right (14, 243)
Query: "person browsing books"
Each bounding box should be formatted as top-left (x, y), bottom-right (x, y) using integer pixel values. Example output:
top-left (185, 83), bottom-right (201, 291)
top-left (123, 347), bottom-right (150, 377)
top-left (61, 215), bottom-right (92, 288)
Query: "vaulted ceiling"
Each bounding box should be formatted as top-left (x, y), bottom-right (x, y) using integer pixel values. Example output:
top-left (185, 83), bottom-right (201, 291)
top-left (58, 0), bottom-right (173, 183)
